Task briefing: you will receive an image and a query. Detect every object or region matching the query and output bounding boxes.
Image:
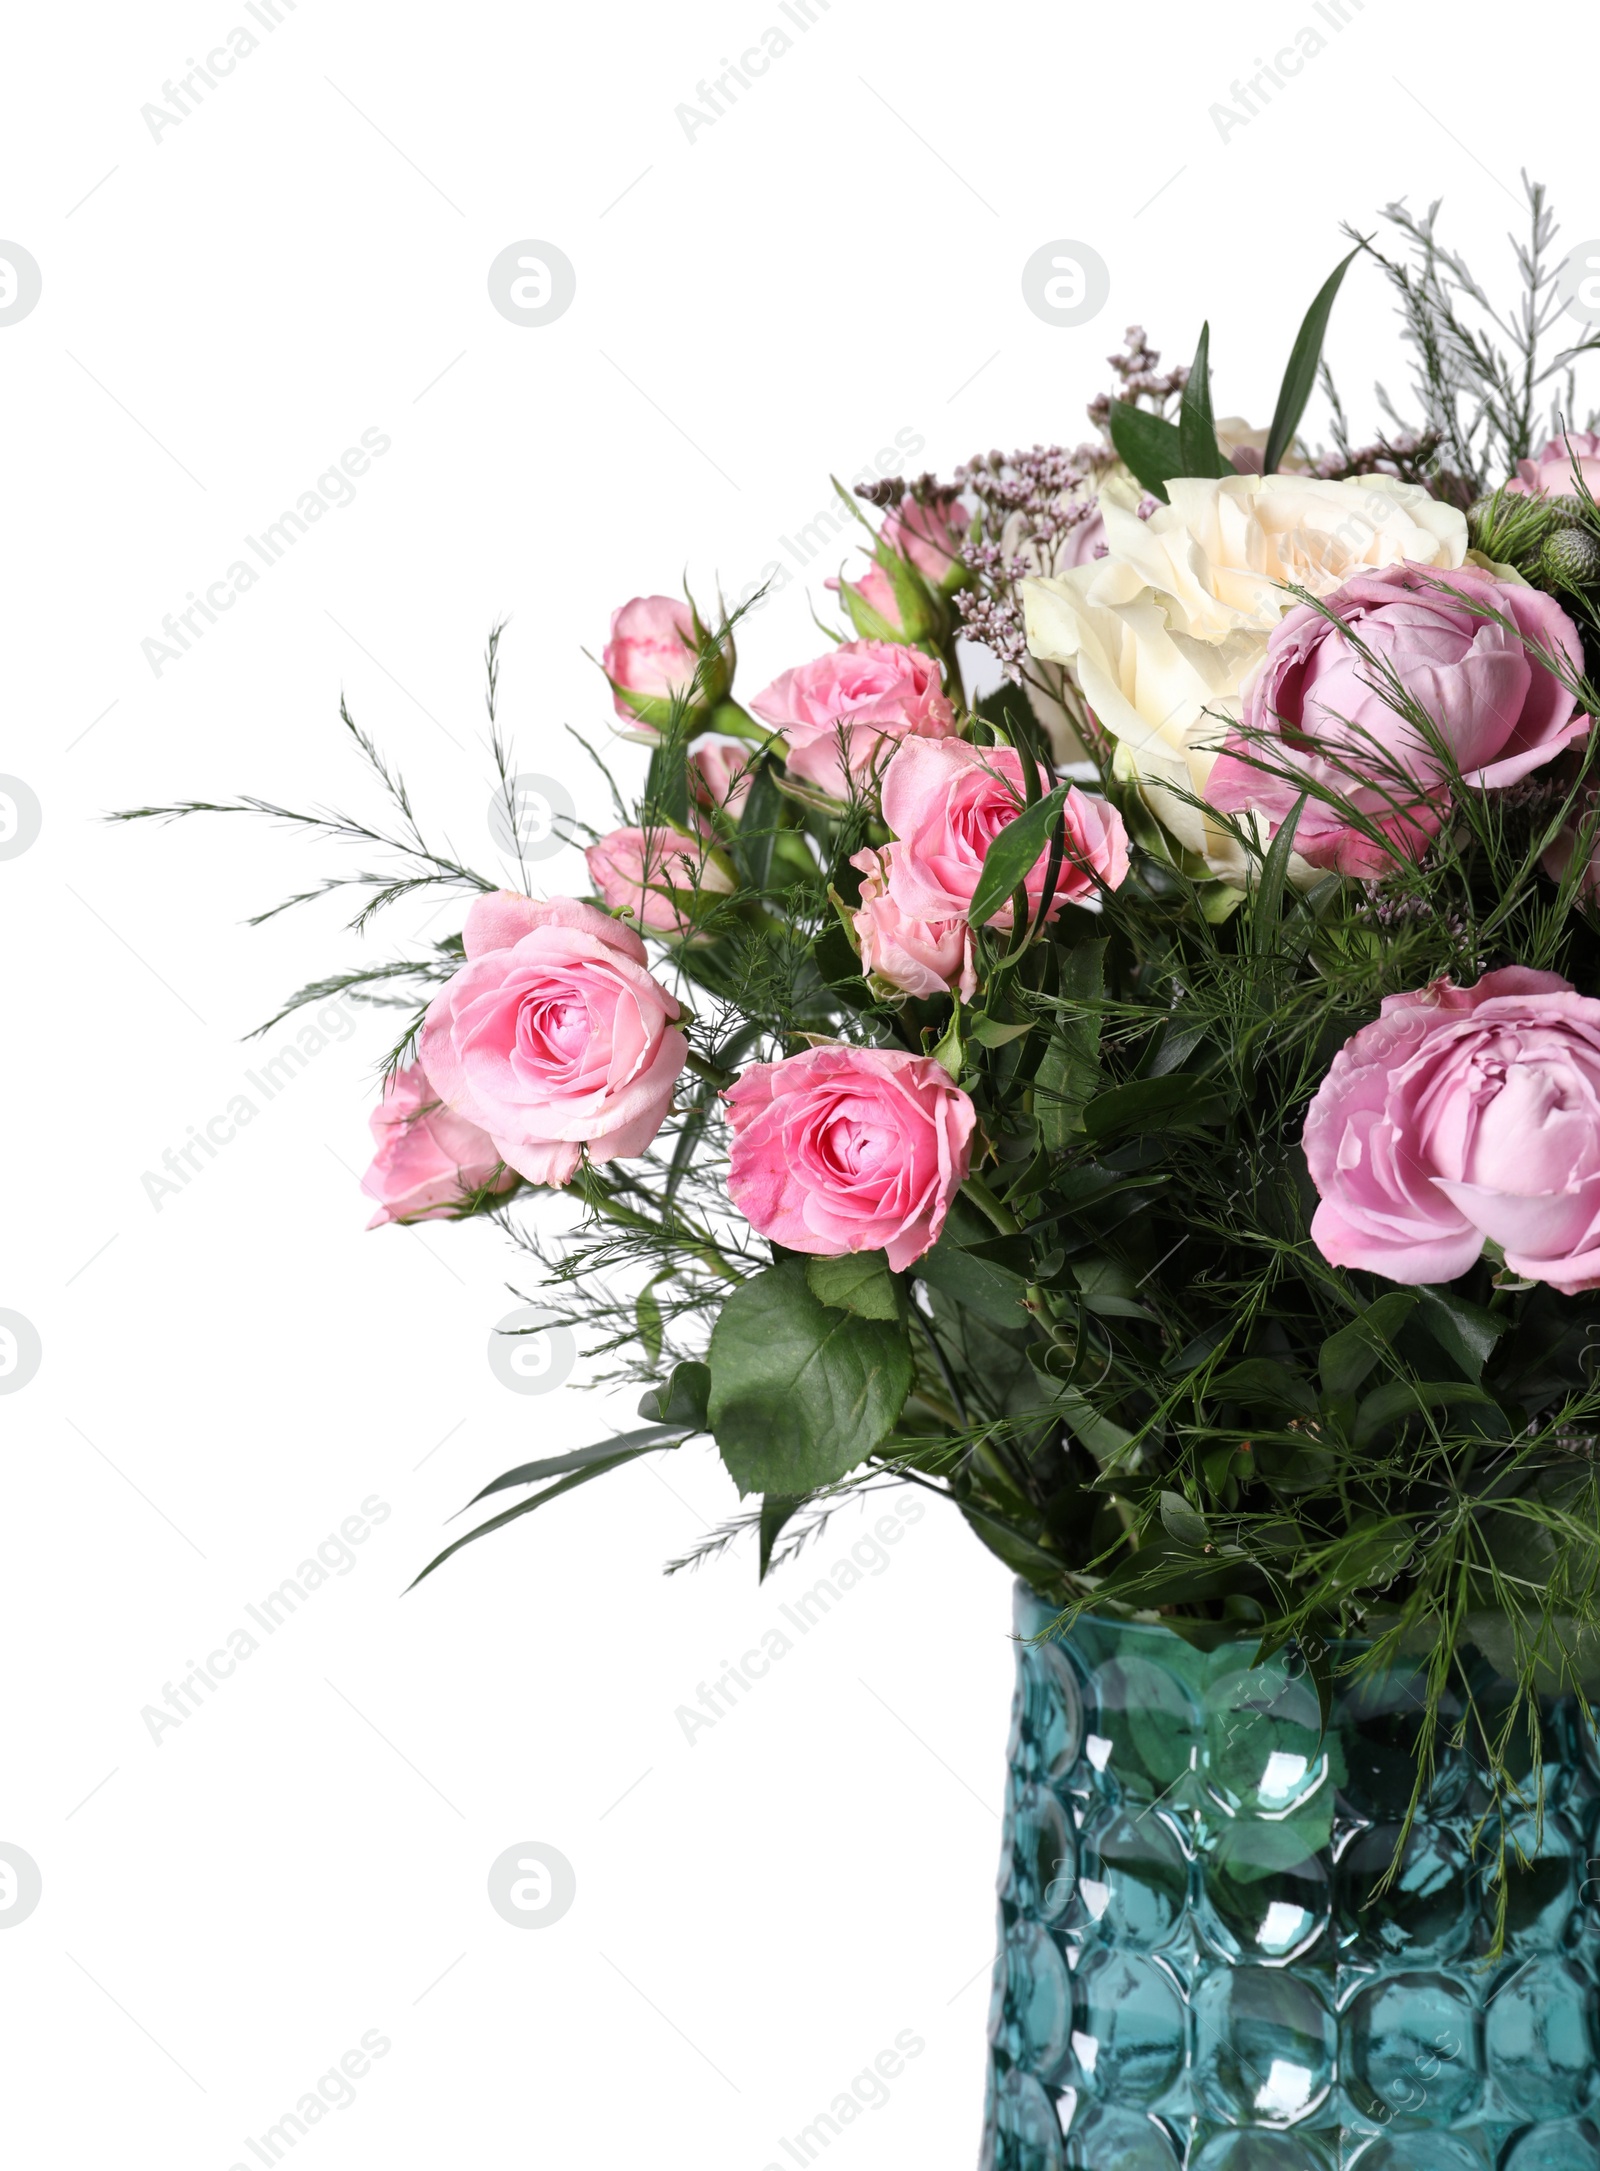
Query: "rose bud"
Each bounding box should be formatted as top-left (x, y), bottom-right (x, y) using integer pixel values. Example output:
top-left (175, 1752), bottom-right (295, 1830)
top-left (585, 823), bottom-right (736, 935)
top-left (359, 1062), bottom-right (519, 1227)
top-left (851, 845), bottom-right (977, 1002)
top-left (602, 594), bottom-right (733, 738)
top-left (687, 735), bottom-right (756, 819)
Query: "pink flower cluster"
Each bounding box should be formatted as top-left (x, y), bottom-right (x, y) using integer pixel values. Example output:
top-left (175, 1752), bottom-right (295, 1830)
top-left (359, 583), bottom-right (1133, 1261)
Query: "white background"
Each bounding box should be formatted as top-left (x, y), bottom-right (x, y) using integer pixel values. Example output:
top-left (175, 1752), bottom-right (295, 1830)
top-left (3, 3), bottom-right (1596, 2163)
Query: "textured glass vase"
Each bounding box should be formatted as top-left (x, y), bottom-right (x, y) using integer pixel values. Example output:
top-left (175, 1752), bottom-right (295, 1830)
top-left (983, 1582), bottom-right (1600, 2168)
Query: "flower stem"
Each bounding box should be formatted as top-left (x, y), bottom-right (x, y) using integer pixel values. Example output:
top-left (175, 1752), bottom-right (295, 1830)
top-left (962, 1174), bottom-right (1023, 1235)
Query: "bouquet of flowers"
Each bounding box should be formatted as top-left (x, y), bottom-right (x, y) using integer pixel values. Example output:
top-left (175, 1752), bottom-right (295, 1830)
top-left (131, 182), bottom-right (1600, 1836)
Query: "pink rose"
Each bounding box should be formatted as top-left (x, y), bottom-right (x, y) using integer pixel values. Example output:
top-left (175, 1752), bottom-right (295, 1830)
top-left (851, 846), bottom-right (978, 1002)
top-left (749, 640), bottom-right (956, 799)
top-left (827, 561), bottom-right (906, 636)
top-left (1304, 967), bottom-right (1600, 1292)
top-left (879, 737), bottom-right (1130, 930)
top-left (883, 492), bottom-right (970, 593)
top-left (359, 1061), bottom-right (519, 1228)
top-left (1206, 563), bottom-right (1588, 878)
top-left (1506, 429), bottom-right (1600, 500)
top-left (585, 824), bottom-right (734, 934)
top-left (688, 735), bottom-right (755, 817)
top-left (1544, 798), bottom-right (1600, 901)
top-left (725, 1045), bottom-right (976, 1271)
top-left (419, 893), bottom-right (687, 1188)
top-left (603, 596), bottom-right (729, 735)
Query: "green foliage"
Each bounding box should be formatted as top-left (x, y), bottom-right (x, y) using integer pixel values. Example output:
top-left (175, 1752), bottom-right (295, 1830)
top-left (121, 189), bottom-right (1600, 1850)
top-left (706, 1262), bottom-right (914, 1495)
top-left (1263, 246), bottom-right (1361, 474)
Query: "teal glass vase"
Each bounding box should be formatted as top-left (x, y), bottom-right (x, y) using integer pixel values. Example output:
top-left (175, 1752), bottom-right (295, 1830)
top-left (983, 1582), bottom-right (1600, 2168)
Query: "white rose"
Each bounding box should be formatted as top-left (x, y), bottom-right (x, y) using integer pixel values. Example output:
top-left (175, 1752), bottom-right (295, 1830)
top-left (1022, 473), bottom-right (1470, 876)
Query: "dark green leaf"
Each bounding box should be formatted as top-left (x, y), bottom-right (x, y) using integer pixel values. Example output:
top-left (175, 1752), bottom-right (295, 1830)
top-left (1250, 795), bottom-right (1306, 954)
top-left (1071, 1255), bottom-right (1153, 1320)
top-left (637, 1360), bottom-right (711, 1429)
top-left (1413, 1285), bottom-right (1503, 1383)
top-left (1037, 941), bottom-right (1104, 1149)
top-left (805, 1250), bottom-right (900, 1321)
top-left (1083, 1072), bottom-right (1227, 1142)
top-left (915, 1233), bottom-right (1029, 1330)
top-left (1160, 1489), bottom-right (1209, 1547)
top-left (1055, 1385), bottom-right (1137, 1467)
top-left (759, 1494), bottom-right (804, 1580)
top-left (410, 1449), bottom-right (654, 1588)
top-left (970, 1016), bottom-right (1034, 1048)
top-left (1108, 401), bottom-right (1184, 502)
top-left (1353, 1378), bottom-right (1499, 1451)
top-left (1211, 1359), bottom-right (1319, 1417)
top-left (968, 782), bottom-right (1068, 929)
top-left (1178, 321), bottom-right (1232, 479)
top-left (466, 1426), bottom-right (683, 1506)
top-left (635, 1277), bottom-right (667, 1365)
top-left (1319, 1292), bottom-right (1419, 1398)
top-left (1264, 245), bottom-right (1360, 474)
top-left (708, 1261), bottom-right (913, 1495)
top-left (732, 761), bottom-right (783, 891)
top-left (957, 1501), bottom-right (1065, 1591)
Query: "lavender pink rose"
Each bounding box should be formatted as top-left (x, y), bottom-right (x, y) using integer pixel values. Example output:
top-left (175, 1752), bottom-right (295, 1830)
top-left (1206, 562), bottom-right (1588, 877)
top-left (419, 893), bottom-right (686, 1188)
top-left (1506, 428), bottom-right (1600, 501)
top-left (725, 1045), bottom-right (975, 1271)
top-left (1304, 967), bottom-right (1600, 1293)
